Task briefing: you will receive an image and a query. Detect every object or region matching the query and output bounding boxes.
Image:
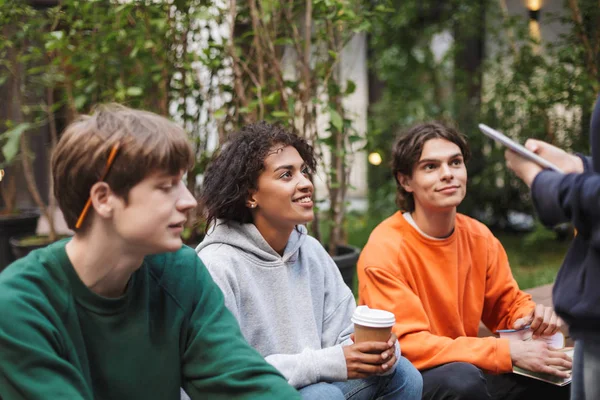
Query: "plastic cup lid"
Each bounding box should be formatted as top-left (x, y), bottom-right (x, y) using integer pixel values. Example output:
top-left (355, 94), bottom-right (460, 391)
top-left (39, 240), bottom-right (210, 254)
top-left (351, 305), bottom-right (395, 328)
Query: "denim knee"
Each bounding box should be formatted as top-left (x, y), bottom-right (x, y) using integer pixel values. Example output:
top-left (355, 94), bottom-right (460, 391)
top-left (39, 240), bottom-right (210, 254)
top-left (395, 356), bottom-right (423, 399)
top-left (299, 382), bottom-right (345, 400)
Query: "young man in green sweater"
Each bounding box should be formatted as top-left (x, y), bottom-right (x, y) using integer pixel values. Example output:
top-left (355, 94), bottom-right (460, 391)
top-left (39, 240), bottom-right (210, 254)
top-left (0, 105), bottom-right (299, 400)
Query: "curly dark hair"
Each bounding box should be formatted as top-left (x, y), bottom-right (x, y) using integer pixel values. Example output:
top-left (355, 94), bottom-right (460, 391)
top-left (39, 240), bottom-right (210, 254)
top-left (391, 121), bottom-right (470, 212)
top-left (202, 121), bottom-right (316, 229)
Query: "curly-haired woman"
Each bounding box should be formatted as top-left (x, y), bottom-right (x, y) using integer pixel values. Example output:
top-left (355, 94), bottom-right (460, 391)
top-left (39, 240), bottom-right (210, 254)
top-left (196, 122), bottom-right (422, 399)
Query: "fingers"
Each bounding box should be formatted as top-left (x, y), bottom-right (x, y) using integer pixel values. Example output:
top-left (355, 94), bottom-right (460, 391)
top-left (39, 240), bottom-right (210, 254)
top-left (513, 316), bottom-right (532, 330)
top-left (350, 349), bottom-right (388, 365)
top-left (352, 340), bottom-right (393, 354)
top-left (529, 304), bottom-right (546, 334)
top-left (504, 149), bottom-right (516, 166)
top-left (531, 306), bottom-right (560, 338)
top-left (345, 355), bottom-right (394, 379)
top-left (387, 332), bottom-right (397, 348)
top-left (524, 139), bottom-right (541, 153)
top-left (539, 364), bottom-right (571, 379)
top-left (537, 350), bottom-right (572, 378)
top-left (546, 355), bottom-right (573, 371)
top-left (513, 308), bottom-right (534, 330)
top-left (382, 352), bottom-right (397, 371)
top-left (540, 311), bottom-right (559, 337)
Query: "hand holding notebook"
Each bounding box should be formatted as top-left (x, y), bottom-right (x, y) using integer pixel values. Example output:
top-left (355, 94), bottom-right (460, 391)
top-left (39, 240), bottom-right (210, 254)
top-left (497, 327), bottom-right (573, 386)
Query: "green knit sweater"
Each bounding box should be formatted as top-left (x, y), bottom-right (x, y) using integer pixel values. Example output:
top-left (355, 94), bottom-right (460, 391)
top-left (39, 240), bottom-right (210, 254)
top-left (0, 239), bottom-right (298, 400)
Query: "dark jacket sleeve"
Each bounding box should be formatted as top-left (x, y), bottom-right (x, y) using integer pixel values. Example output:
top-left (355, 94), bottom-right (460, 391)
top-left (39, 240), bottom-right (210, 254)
top-left (577, 154), bottom-right (593, 172)
top-left (532, 170), bottom-right (600, 249)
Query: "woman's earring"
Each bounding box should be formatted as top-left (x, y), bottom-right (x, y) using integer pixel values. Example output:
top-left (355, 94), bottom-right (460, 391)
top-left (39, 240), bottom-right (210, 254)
top-left (249, 203), bottom-right (256, 208)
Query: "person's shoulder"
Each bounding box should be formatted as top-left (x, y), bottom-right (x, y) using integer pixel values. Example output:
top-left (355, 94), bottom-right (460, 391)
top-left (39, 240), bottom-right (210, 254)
top-left (301, 233), bottom-right (329, 254)
top-left (145, 245), bottom-right (203, 277)
top-left (143, 245), bottom-right (208, 297)
top-left (0, 242), bottom-right (69, 320)
top-left (368, 211), bottom-right (407, 239)
top-left (455, 213), bottom-right (495, 240)
top-left (363, 212), bottom-right (408, 250)
top-left (0, 239), bottom-right (68, 287)
top-left (196, 241), bottom-right (239, 265)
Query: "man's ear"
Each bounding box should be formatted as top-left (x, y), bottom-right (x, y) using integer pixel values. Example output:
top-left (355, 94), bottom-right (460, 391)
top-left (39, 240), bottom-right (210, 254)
top-left (397, 172), bottom-right (413, 193)
top-left (89, 182), bottom-right (115, 220)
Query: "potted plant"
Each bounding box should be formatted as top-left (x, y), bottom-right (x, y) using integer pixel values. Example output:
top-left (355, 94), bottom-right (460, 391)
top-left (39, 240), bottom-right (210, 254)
top-left (0, 1), bottom-right (220, 262)
top-left (0, 166), bottom-right (40, 270)
top-left (0, 3), bottom-right (60, 268)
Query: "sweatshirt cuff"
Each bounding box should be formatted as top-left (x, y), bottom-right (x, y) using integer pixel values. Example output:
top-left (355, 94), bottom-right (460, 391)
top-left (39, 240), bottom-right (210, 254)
top-left (496, 338), bottom-right (514, 374)
top-left (314, 345), bottom-right (348, 382)
top-left (575, 153), bottom-right (591, 172)
top-left (531, 171), bottom-right (570, 227)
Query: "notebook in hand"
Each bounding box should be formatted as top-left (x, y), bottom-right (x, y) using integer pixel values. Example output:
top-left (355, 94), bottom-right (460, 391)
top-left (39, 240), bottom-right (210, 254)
top-left (496, 327), bottom-right (572, 386)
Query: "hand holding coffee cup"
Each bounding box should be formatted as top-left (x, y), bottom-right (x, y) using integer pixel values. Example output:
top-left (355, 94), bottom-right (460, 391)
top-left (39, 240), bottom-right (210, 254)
top-left (342, 306), bottom-right (398, 379)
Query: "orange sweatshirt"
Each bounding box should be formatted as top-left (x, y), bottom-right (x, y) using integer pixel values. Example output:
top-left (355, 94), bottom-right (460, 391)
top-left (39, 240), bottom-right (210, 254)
top-left (358, 212), bottom-right (535, 374)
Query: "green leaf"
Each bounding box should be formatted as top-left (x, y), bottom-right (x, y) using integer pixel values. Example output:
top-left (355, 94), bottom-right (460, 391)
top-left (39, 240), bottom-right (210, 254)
top-left (287, 97), bottom-right (296, 116)
top-left (213, 109), bottom-right (226, 119)
top-left (348, 134), bottom-right (363, 143)
top-left (273, 37), bottom-right (294, 46)
top-left (126, 87), bottom-right (143, 96)
top-left (74, 95), bottom-right (86, 110)
top-left (345, 80), bottom-right (356, 95)
top-left (1, 122), bottom-right (30, 162)
top-left (353, 21), bottom-right (371, 33)
top-left (271, 111), bottom-right (288, 118)
top-left (49, 31), bottom-right (64, 41)
top-left (329, 108), bottom-right (343, 131)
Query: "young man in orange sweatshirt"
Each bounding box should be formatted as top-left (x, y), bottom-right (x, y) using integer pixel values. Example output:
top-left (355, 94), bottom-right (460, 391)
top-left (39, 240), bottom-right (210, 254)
top-left (358, 122), bottom-right (572, 400)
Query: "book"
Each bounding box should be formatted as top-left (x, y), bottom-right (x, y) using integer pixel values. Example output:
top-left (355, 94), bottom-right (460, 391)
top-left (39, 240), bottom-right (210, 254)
top-left (496, 327), bottom-right (573, 386)
top-left (478, 124), bottom-right (564, 173)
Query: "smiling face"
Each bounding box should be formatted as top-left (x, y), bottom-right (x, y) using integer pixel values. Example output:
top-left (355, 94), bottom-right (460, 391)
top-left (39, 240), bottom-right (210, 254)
top-left (110, 170), bottom-right (198, 254)
top-left (249, 145), bottom-right (314, 236)
top-left (399, 138), bottom-right (467, 213)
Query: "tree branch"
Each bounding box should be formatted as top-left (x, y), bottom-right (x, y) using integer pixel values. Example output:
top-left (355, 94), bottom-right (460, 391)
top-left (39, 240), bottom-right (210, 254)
top-left (567, 0), bottom-right (598, 79)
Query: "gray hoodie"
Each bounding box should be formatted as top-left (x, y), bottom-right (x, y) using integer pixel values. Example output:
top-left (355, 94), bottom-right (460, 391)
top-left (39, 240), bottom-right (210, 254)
top-left (196, 221), bottom-right (395, 389)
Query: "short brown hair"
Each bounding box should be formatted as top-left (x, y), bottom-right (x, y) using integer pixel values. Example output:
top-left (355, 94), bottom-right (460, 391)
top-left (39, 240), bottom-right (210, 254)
top-left (52, 104), bottom-right (194, 231)
top-left (391, 122), bottom-right (470, 212)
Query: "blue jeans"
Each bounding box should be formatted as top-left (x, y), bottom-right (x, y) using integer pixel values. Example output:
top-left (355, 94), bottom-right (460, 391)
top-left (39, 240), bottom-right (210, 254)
top-left (299, 356), bottom-right (422, 399)
top-left (571, 339), bottom-right (600, 400)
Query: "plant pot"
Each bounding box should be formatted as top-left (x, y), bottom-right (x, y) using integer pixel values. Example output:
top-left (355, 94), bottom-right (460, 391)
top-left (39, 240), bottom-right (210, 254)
top-left (331, 244), bottom-right (361, 291)
top-left (0, 210), bottom-right (40, 271)
top-left (9, 234), bottom-right (67, 261)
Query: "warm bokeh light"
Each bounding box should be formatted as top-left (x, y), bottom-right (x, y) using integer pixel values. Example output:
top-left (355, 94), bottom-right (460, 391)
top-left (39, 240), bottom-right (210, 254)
top-left (368, 152), bottom-right (382, 166)
top-left (529, 19), bottom-right (541, 48)
top-left (526, 0), bottom-right (542, 11)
